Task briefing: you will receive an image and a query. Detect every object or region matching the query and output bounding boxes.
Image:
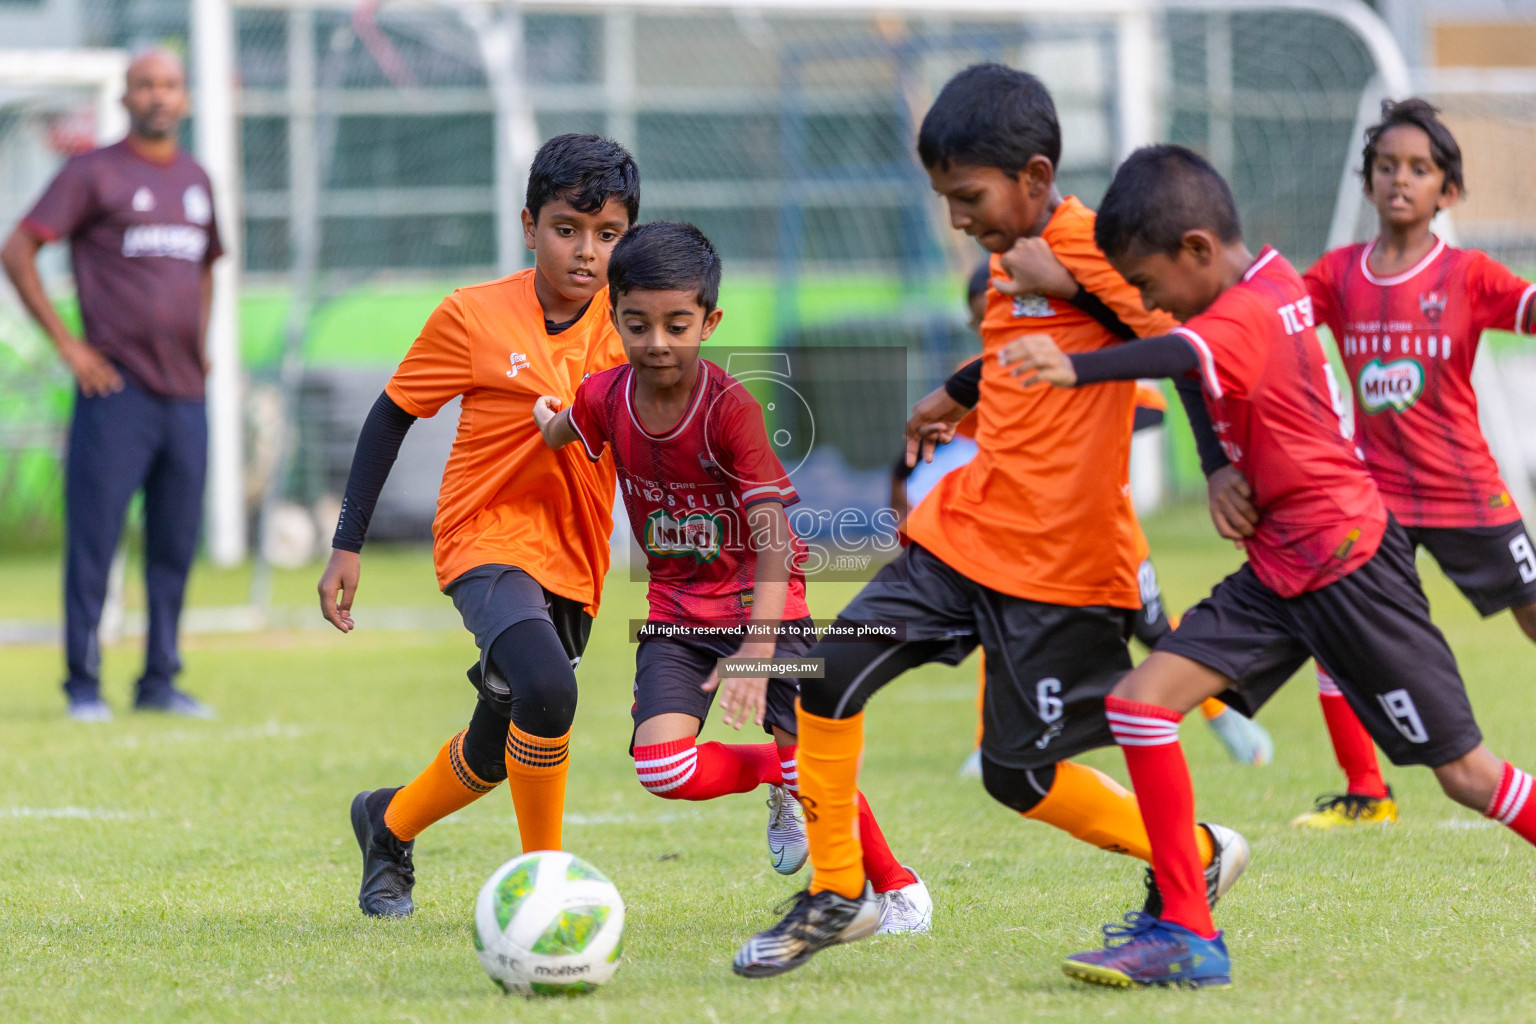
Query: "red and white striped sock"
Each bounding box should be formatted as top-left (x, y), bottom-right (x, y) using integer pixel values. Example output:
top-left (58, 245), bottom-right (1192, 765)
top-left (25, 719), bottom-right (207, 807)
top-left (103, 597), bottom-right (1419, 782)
top-left (633, 738), bottom-right (780, 800)
top-left (777, 743), bottom-right (799, 796)
top-left (1316, 667), bottom-right (1389, 799)
top-left (1105, 695), bottom-right (1216, 939)
top-left (1484, 761), bottom-right (1536, 845)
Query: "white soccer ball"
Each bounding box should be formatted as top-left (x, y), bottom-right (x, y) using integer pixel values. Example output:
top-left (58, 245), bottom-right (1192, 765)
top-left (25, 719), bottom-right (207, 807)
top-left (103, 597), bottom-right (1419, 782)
top-left (472, 851), bottom-right (625, 996)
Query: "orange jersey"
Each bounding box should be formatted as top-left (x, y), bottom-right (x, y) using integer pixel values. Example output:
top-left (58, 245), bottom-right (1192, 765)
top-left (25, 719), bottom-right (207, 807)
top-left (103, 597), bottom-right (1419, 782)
top-left (385, 270), bottom-right (626, 609)
top-left (905, 196), bottom-right (1176, 608)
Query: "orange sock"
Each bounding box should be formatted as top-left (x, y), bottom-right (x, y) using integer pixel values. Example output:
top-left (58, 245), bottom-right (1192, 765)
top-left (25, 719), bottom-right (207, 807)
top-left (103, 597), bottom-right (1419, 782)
top-left (505, 720), bottom-right (571, 853)
top-left (1199, 697), bottom-right (1228, 721)
top-left (1023, 760), bottom-right (1214, 866)
top-left (384, 730), bottom-right (500, 841)
top-left (796, 701), bottom-right (867, 899)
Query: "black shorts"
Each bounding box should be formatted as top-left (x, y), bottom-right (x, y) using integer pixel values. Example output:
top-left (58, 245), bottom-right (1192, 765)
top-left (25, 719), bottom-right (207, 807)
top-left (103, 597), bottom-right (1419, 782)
top-left (1160, 518), bottom-right (1481, 768)
top-left (834, 544), bottom-right (1135, 771)
top-left (446, 564), bottom-right (594, 689)
top-left (629, 617), bottom-right (815, 747)
top-left (1407, 520), bottom-right (1536, 617)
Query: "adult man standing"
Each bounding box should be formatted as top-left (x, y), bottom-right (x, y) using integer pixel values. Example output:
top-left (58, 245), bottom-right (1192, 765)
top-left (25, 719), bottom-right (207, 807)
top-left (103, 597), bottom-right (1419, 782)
top-left (1, 50), bottom-right (220, 721)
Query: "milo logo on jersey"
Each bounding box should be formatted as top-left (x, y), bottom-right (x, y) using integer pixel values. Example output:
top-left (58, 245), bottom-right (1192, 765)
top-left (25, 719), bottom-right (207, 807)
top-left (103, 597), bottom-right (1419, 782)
top-left (644, 508), bottom-right (724, 563)
top-left (1358, 358), bottom-right (1424, 414)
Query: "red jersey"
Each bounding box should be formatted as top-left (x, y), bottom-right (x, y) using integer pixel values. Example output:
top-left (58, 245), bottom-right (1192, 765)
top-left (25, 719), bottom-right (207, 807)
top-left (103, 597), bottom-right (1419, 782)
top-left (570, 358), bottom-right (810, 625)
top-left (1175, 248), bottom-right (1387, 598)
top-left (1305, 238), bottom-right (1533, 527)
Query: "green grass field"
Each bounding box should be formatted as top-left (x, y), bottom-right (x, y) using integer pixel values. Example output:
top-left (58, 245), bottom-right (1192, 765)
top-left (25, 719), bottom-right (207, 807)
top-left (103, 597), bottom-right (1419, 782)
top-left (3, 505), bottom-right (1535, 1023)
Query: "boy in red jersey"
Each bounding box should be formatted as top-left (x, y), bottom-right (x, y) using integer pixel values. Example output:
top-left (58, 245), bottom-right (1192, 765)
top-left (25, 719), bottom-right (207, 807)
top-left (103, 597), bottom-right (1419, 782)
top-left (1005, 144), bottom-right (1536, 989)
top-left (534, 221), bottom-right (931, 935)
top-left (1285, 99), bottom-right (1536, 828)
top-left (317, 135), bottom-right (636, 917)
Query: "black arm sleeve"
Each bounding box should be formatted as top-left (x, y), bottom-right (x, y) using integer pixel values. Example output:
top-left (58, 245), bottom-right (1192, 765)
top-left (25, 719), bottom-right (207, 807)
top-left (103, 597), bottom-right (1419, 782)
top-left (331, 391), bottom-right (417, 552)
top-left (1067, 285), bottom-right (1137, 341)
top-left (1066, 334), bottom-right (1200, 384)
top-left (1175, 375), bottom-right (1230, 477)
top-left (944, 357), bottom-right (983, 408)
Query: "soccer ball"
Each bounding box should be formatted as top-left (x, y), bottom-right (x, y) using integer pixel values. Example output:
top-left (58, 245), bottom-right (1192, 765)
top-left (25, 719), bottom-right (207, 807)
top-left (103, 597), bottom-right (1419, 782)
top-left (472, 851), bottom-right (625, 996)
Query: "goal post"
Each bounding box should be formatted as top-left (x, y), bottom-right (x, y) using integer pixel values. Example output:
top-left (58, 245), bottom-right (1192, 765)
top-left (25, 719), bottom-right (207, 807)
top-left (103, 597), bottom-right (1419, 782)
top-left (193, 0), bottom-right (248, 566)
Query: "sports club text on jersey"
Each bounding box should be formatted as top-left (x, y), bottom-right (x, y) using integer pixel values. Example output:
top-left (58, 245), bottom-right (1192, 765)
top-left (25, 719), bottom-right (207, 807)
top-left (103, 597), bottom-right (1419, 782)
top-left (624, 468), bottom-right (741, 565)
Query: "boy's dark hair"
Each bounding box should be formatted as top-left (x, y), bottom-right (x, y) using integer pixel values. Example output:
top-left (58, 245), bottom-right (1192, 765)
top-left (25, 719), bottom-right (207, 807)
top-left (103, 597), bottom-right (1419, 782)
top-left (607, 221), bottom-right (723, 314)
top-left (917, 63), bottom-right (1061, 174)
top-left (966, 260), bottom-right (992, 301)
top-left (1094, 144), bottom-right (1242, 260)
top-left (525, 133), bottom-right (641, 224)
top-left (1361, 97), bottom-right (1464, 195)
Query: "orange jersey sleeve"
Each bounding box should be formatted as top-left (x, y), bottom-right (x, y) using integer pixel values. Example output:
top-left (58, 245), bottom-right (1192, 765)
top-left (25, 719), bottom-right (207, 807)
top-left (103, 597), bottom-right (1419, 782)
top-left (386, 295), bottom-right (475, 418)
top-left (387, 270), bottom-right (626, 611)
top-left (904, 197), bottom-right (1141, 609)
top-left (1050, 205), bottom-right (1178, 339)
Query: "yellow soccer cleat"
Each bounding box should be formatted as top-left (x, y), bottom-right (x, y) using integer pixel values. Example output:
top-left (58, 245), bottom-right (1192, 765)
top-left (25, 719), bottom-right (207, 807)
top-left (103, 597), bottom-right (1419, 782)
top-left (1290, 788), bottom-right (1398, 829)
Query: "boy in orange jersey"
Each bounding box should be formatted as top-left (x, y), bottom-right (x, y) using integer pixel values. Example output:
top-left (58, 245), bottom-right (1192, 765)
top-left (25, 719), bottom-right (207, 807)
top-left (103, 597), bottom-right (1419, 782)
top-left (733, 65), bottom-right (1248, 978)
top-left (316, 134), bottom-right (637, 917)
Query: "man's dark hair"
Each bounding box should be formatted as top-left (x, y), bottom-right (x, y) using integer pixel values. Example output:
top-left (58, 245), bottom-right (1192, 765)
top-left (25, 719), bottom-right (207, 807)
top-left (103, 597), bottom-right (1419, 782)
top-left (1361, 97), bottom-right (1464, 195)
top-left (917, 63), bottom-right (1061, 174)
top-left (966, 260), bottom-right (992, 302)
top-left (1094, 144), bottom-right (1242, 260)
top-left (525, 133), bottom-right (640, 224)
top-left (607, 221), bottom-right (723, 314)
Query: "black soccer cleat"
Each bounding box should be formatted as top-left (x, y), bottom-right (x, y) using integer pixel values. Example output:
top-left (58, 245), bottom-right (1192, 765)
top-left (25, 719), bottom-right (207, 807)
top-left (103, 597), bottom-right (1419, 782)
top-left (1140, 822), bottom-right (1249, 918)
top-left (732, 883), bottom-right (881, 978)
top-left (350, 788), bottom-right (415, 917)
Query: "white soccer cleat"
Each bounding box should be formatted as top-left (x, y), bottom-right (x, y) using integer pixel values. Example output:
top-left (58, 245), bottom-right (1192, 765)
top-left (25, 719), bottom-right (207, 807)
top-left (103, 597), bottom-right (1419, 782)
top-left (1201, 823), bottom-right (1250, 906)
top-left (875, 869), bottom-right (933, 934)
top-left (766, 784), bottom-right (808, 875)
top-left (957, 748), bottom-right (982, 779)
top-left (1141, 822), bottom-right (1249, 917)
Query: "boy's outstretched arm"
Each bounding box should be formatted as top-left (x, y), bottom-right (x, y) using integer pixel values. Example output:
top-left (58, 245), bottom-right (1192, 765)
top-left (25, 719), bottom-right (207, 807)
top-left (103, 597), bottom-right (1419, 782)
top-left (532, 395), bottom-right (579, 448)
top-left (998, 332), bottom-right (1199, 387)
top-left (318, 391), bottom-right (418, 632)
